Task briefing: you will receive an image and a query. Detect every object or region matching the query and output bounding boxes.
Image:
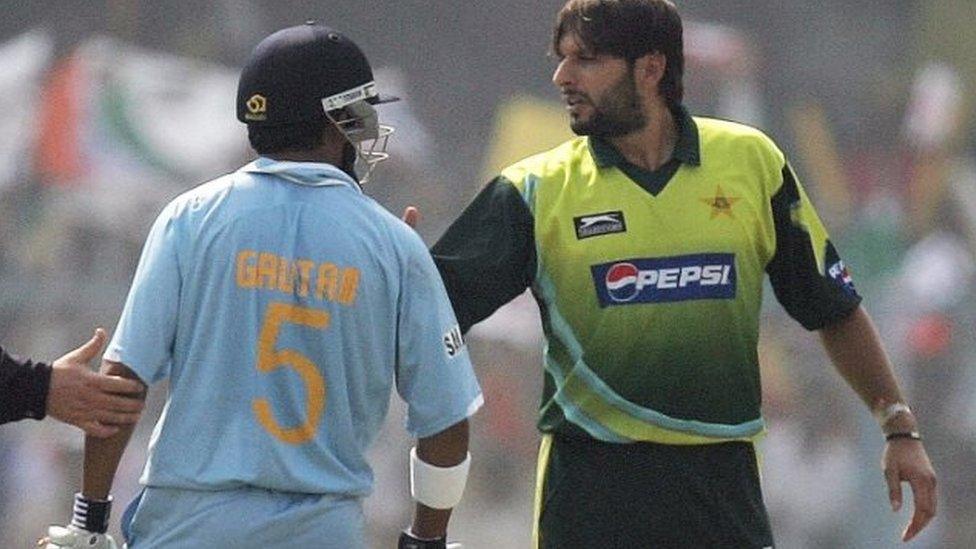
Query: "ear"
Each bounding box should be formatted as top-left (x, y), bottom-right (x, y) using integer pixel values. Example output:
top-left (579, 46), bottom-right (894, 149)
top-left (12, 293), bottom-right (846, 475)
top-left (632, 52), bottom-right (667, 99)
top-left (322, 119), bottom-right (347, 148)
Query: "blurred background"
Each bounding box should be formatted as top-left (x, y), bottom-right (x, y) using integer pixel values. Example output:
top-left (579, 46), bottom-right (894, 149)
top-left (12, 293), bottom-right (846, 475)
top-left (1, 1), bottom-right (975, 547)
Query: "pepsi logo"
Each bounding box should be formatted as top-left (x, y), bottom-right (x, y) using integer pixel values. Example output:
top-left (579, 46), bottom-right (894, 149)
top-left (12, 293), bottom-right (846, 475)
top-left (605, 262), bottom-right (640, 302)
top-left (827, 260), bottom-right (856, 295)
top-left (828, 261), bottom-right (852, 284)
top-left (592, 254), bottom-right (737, 307)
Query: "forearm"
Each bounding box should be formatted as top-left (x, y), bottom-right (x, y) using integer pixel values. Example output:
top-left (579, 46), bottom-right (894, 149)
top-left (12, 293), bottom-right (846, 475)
top-left (412, 502), bottom-right (452, 538)
top-left (411, 420), bottom-right (470, 539)
top-left (82, 360), bottom-right (145, 499)
top-left (83, 423), bottom-right (137, 499)
top-left (819, 306), bottom-right (913, 428)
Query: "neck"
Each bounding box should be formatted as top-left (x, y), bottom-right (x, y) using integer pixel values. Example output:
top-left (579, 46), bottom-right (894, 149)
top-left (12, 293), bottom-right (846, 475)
top-left (265, 147), bottom-right (341, 165)
top-left (265, 133), bottom-right (347, 166)
top-left (608, 102), bottom-right (677, 172)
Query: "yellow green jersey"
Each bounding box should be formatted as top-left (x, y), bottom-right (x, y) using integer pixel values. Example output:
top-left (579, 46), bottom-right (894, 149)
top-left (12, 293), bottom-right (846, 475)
top-left (432, 106), bottom-right (860, 445)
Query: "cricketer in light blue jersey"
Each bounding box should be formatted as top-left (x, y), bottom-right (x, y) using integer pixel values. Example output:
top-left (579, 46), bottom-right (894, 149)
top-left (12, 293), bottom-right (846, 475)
top-left (105, 159), bottom-right (482, 545)
top-left (37, 22), bottom-right (481, 549)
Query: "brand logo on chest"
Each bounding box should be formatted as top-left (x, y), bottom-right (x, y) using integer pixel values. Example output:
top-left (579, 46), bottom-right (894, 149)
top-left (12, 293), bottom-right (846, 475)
top-left (573, 211), bottom-right (627, 239)
top-left (592, 254), bottom-right (737, 307)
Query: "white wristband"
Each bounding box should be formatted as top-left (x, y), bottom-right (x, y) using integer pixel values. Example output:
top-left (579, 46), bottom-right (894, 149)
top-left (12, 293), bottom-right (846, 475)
top-left (409, 447), bottom-right (471, 510)
top-left (877, 403), bottom-right (912, 426)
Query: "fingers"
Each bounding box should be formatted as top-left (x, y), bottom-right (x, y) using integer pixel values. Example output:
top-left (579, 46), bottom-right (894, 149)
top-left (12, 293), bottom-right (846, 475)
top-left (902, 472), bottom-right (938, 541)
top-left (884, 466), bottom-right (902, 512)
top-left (80, 421), bottom-right (119, 439)
top-left (885, 443), bottom-right (938, 542)
top-left (62, 372), bottom-right (145, 427)
top-left (95, 408), bottom-right (142, 426)
top-left (72, 393), bottom-right (142, 435)
top-left (402, 206), bottom-right (420, 228)
top-left (95, 392), bottom-right (144, 414)
top-left (58, 393), bottom-right (142, 435)
top-left (81, 382), bottom-right (145, 419)
top-left (91, 373), bottom-right (146, 396)
top-left (67, 328), bottom-right (108, 362)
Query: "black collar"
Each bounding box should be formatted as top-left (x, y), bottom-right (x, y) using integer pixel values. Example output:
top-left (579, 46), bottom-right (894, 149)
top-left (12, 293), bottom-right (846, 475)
top-left (586, 105), bottom-right (700, 196)
top-left (589, 104), bottom-right (701, 169)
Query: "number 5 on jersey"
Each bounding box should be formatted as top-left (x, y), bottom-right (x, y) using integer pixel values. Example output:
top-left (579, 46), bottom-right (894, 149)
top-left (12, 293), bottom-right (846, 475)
top-left (253, 302), bottom-right (329, 444)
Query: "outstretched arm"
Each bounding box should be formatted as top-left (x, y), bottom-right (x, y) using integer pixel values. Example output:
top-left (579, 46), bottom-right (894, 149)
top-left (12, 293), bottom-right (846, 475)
top-left (1, 330), bottom-right (142, 432)
top-left (819, 306), bottom-right (937, 542)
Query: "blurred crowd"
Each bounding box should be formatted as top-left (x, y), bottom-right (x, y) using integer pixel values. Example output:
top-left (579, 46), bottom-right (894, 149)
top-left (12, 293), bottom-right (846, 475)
top-left (2, 1), bottom-right (975, 548)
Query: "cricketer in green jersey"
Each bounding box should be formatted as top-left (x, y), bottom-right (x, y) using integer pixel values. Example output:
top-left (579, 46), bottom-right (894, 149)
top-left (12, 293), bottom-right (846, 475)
top-left (428, 0), bottom-right (937, 547)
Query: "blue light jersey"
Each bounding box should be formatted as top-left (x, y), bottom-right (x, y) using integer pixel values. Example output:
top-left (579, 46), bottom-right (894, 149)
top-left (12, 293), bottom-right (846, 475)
top-left (105, 158), bottom-right (482, 497)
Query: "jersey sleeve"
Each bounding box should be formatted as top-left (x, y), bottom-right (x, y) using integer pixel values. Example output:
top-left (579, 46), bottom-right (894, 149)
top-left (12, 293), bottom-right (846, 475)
top-left (0, 347), bottom-right (50, 424)
top-left (396, 230), bottom-right (483, 439)
top-left (430, 176), bottom-right (536, 333)
top-left (766, 162), bottom-right (862, 330)
top-left (104, 202), bottom-right (183, 384)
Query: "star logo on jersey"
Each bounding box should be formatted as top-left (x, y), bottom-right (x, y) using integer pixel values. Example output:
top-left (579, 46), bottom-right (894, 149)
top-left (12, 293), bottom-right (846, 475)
top-left (700, 185), bottom-right (741, 219)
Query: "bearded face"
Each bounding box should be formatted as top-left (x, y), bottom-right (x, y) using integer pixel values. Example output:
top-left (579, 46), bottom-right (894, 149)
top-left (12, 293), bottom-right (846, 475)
top-left (566, 66), bottom-right (647, 137)
top-left (553, 33), bottom-right (649, 138)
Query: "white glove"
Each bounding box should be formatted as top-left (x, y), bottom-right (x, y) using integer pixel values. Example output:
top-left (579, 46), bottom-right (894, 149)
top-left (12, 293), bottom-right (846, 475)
top-left (39, 525), bottom-right (118, 549)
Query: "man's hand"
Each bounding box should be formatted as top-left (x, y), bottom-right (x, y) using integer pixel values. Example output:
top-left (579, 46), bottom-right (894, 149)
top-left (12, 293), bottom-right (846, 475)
top-left (47, 329), bottom-right (144, 437)
top-left (882, 439), bottom-right (937, 541)
top-left (402, 206), bottom-right (420, 229)
top-left (38, 525), bottom-right (117, 549)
